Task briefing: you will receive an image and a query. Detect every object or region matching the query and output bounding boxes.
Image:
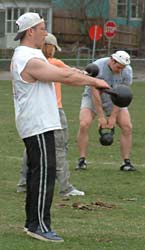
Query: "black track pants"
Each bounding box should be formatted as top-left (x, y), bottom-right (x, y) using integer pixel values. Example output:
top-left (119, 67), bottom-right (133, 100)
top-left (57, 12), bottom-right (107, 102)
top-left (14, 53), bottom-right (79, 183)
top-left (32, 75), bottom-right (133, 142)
top-left (23, 131), bottom-right (56, 232)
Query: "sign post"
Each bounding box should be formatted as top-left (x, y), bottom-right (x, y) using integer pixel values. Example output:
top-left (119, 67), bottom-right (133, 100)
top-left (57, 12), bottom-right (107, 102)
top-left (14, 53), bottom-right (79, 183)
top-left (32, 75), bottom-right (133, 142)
top-left (89, 25), bottom-right (103, 61)
top-left (104, 21), bottom-right (117, 55)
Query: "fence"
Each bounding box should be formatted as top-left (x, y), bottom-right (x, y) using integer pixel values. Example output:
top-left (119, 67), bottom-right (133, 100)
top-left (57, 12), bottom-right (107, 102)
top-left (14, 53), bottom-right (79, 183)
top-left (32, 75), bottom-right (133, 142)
top-left (0, 54), bottom-right (145, 74)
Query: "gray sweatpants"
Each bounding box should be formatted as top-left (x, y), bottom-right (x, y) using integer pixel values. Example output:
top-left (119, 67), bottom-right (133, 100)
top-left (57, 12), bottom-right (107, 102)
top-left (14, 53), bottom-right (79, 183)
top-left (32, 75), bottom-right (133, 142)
top-left (17, 109), bottom-right (74, 195)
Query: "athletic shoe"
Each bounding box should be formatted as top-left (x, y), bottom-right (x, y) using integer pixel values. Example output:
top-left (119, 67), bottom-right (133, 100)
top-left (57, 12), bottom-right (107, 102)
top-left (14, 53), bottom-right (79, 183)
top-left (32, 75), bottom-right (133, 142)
top-left (64, 188), bottom-right (85, 197)
top-left (75, 157), bottom-right (87, 170)
top-left (27, 226), bottom-right (64, 242)
top-left (17, 185), bottom-right (26, 193)
top-left (120, 159), bottom-right (136, 171)
top-left (23, 227), bottom-right (28, 233)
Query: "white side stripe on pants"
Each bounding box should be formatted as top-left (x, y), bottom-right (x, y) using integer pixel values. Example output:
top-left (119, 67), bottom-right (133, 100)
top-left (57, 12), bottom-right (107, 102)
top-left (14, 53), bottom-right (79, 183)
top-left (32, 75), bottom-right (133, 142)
top-left (37, 134), bottom-right (48, 232)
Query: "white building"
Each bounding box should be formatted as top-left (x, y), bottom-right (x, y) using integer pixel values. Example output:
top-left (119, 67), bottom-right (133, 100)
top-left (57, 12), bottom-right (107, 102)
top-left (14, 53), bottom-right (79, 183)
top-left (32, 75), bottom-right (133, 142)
top-left (0, 0), bottom-right (52, 48)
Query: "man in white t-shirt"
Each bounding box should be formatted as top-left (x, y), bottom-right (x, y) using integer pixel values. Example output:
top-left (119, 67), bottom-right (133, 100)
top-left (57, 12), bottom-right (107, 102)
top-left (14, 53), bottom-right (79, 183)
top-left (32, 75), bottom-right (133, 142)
top-left (11, 12), bottom-right (109, 242)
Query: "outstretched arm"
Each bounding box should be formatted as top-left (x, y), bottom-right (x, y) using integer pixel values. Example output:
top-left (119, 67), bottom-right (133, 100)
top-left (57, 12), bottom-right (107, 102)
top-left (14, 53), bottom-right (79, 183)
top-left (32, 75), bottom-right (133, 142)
top-left (22, 58), bottom-right (110, 90)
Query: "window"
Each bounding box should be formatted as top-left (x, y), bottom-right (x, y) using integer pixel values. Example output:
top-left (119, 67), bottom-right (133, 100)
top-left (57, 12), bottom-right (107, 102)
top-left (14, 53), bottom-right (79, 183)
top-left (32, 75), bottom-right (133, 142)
top-left (29, 8), bottom-right (48, 29)
top-left (6, 8), bottom-right (25, 33)
top-left (117, 0), bottom-right (143, 19)
top-left (131, 0), bottom-right (142, 18)
top-left (0, 11), bottom-right (5, 37)
top-left (6, 8), bottom-right (49, 34)
top-left (117, 0), bottom-right (127, 18)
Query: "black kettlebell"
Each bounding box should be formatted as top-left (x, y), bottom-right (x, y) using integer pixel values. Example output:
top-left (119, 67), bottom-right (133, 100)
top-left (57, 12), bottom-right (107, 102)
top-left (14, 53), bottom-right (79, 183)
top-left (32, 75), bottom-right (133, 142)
top-left (111, 85), bottom-right (133, 107)
top-left (99, 127), bottom-right (115, 146)
top-left (85, 63), bottom-right (99, 77)
top-left (104, 85), bottom-right (133, 108)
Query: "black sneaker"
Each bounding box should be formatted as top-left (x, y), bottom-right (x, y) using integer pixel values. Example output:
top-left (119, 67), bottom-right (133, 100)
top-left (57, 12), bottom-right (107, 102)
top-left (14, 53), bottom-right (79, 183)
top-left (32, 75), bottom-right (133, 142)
top-left (120, 159), bottom-right (136, 171)
top-left (75, 157), bottom-right (87, 170)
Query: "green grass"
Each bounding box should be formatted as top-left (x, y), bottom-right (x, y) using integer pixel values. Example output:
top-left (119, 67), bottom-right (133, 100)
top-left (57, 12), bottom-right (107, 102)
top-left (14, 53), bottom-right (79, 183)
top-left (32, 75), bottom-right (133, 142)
top-left (1, 80), bottom-right (145, 249)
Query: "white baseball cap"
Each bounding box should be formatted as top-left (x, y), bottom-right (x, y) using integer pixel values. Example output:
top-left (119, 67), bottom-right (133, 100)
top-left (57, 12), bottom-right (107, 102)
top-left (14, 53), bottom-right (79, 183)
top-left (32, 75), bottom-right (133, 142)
top-left (14, 12), bottom-right (44, 41)
top-left (45, 33), bottom-right (61, 51)
top-left (111, 50), bottom-right (130, 65)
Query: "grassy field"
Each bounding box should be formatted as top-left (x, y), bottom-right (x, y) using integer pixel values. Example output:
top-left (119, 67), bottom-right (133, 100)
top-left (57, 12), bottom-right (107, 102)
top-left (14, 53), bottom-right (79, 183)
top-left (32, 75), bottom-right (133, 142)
top-left (0, 80), bottom-right (145, 250)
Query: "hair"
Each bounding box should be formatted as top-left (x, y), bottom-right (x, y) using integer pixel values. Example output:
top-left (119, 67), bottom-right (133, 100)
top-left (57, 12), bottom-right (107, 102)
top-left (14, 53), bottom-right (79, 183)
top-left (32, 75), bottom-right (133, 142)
top-left (20, 31), bottom-right (27, 41)
top-left (42, 44), bottom-right (54, 58)
top-left (110, 57), bottom-right (120, 64)
top-left (14, 30), bottom-right (27, 41)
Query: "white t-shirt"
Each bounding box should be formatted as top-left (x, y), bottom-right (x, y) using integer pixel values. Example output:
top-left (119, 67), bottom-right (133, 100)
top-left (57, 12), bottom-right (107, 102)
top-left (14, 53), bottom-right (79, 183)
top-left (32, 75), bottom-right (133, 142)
top-left (11, 46), bottom-right (61, 139)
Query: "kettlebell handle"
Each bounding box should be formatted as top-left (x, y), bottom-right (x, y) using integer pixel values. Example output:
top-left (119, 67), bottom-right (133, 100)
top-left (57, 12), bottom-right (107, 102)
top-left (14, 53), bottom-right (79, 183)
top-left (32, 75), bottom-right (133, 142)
top-left (99, 127), bottom-right (115, 136)
top-left (98, 85), bottom-right (133, 108)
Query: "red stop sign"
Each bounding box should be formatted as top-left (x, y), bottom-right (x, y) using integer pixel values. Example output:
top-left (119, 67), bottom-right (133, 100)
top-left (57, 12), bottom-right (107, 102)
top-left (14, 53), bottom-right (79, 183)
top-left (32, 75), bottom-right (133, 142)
top-left (104, 21), bottom-right (117, 39)
top-left (89, 25), bottom-right (103, 41)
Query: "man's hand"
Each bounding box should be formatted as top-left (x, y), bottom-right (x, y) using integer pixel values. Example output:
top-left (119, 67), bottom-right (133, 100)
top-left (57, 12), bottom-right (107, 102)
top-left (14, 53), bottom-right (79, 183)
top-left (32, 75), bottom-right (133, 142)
top-left (106, 105), bottom-right (119, 128)
top-left (107, 116), bottom-right (116, 128)
top-left (98, 116), bottom-right (108, 129)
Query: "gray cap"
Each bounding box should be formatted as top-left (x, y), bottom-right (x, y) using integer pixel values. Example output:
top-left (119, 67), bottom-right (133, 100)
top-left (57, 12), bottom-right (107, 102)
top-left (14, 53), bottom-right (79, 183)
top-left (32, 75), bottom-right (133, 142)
top-left (45, 33), bottom-right (61, 51)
